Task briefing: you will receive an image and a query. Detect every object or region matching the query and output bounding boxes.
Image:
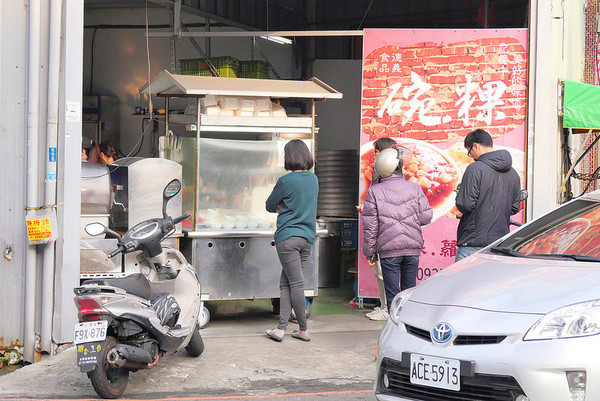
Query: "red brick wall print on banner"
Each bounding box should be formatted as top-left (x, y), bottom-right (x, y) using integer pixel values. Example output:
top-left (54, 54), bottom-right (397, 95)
top-left (358, 29), bottom-right (528, 299)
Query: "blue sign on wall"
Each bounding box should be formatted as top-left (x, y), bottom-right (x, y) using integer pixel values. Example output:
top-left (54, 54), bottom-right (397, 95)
top-left (49, 147), bottom-right (57, 162)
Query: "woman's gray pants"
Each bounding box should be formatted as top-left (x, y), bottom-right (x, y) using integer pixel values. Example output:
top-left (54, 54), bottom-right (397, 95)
top-left (275, 236), bottom-right (311, 331)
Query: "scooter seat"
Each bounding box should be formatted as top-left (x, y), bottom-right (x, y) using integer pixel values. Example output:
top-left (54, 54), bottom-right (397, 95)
top-left (83, 273), bottom-right (152, 299)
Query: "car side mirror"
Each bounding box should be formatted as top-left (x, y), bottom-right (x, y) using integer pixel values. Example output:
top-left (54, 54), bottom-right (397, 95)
top-left (518, 189), bottom-right (528, 202)
top-left (162, 179), bottom-right (181, 218)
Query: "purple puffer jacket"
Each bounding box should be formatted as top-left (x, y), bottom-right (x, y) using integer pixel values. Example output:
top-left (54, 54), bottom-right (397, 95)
top-left (362, 173), bottom-right (433, 259)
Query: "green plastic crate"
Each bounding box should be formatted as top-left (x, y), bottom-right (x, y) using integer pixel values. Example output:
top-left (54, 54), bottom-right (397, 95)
top-left (239, 60), bottom-right (270, 79)
top-left (216, 66), bottom-right (237, 78)
top-left (180, 58), bottom-right (208, 71)
top-left (181, 69), bottom-right (213, 77)
top-left (180, 56), bottom-right (240, 78)
top-left (210, 56), bottom-right (239, 69)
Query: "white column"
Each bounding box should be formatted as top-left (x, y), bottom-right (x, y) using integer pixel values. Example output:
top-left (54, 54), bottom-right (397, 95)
top-left (53, 0), bottom-right (83, 344)
top-left (527, 0), bottom-right (561, 220)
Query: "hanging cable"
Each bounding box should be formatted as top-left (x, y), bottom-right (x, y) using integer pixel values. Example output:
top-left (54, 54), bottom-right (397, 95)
top-left (358, 0), bottom-right (376, 30)
top-left (81, 120), bottom-right (154, 180)
top-left (577, 164), bottom-right (600, 197)
top-left (89, 28), bottom-right (97, 94)
top-left (145, 0), bottom-right (153, 115)
top-left (573, 132), bottom-right (600, 167)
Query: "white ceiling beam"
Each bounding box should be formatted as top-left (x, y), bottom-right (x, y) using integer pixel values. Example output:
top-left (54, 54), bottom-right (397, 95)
top-left (147, 30), bottom-right (364, 38)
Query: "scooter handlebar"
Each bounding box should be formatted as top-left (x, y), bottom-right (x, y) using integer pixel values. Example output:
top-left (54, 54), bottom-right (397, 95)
top-left (108, 245), bottom-right (126, 258)
top-left (172, 214), bottom-right (191, 225)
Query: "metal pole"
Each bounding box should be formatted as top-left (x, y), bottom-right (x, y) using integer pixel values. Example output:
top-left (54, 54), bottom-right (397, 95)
top-left (165, 97), bottom-right (170, 142)
top-left (195, 97), bottom-right (201, 230)
top-left (41, 0), bottom-right (63, 355)
top-left (483, 0), bottom-right (490, 28)
top-left (25, 0), bottom-right (42, 364)
top-left (311, 99), bottom-right (316, 163)
top-left (205, 18), bottom-right (211, 58)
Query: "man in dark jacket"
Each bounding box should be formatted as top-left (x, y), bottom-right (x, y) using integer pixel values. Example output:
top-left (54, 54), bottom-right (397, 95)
top-left (455, 129), bottom-right (521, 261)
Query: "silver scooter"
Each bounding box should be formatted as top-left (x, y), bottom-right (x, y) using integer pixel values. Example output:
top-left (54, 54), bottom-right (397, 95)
top-left (73, 179), bottom-right (203, 399)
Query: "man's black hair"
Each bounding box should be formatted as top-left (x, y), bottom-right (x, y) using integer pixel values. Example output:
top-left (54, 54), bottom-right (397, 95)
top-left (284, 139), bottom-right (314, 171)
top-left (99, 140), bottom-right (117, 159)
top-left (464, 129), bottom-right (493, 149)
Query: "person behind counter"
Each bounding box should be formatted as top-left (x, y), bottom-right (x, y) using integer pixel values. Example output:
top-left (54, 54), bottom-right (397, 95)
top-left (82, 139), bottom-right (102, 164)
top-left (99, 140), bottom-right (118, 164)
top-left (265, 139), bottom-right (318, 343)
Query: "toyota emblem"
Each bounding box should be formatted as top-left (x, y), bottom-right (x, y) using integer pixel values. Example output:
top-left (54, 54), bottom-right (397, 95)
top-left (432, 322), bottom-right (453, 343)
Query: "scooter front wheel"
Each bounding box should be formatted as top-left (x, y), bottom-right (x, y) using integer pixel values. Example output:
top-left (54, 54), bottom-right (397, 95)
top-left (185, 326), bottom-right (204, 357)
top-left (89, 336), bottom-right (129, 399)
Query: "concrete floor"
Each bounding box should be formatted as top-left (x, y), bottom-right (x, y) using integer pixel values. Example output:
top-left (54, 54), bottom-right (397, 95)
top-left (0, 287), bottom-right (385, 399)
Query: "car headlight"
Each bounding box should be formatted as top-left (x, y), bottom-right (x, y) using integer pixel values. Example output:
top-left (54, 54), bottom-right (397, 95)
top-left (389, 288), bottom-right (416, 324)
top-left (524, 300), bottom-right (600, 341)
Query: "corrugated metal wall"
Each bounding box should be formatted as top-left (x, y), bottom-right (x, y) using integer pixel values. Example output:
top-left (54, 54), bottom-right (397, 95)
top-left (0, 0), bottom-right (83, 361)
top-left (0, 1), bottom-right (29, 350)
top-left (316, 150), bottom-right (358, 216)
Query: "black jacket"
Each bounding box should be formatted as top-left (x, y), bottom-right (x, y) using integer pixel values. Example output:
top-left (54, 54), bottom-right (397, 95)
top-left (456, 149), bottom-right (521, 247)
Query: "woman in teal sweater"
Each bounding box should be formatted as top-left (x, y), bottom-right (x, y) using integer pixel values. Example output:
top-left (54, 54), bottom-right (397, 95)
top-left (265, 140), bottom-right (318, 342)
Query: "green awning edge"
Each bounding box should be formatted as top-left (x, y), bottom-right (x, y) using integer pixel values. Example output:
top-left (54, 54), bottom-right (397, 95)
top-left (563, 80), bottom-right (600, 129)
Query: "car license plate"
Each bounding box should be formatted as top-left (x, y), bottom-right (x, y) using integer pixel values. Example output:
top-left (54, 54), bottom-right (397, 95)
top-left (410, 353), bottom-right (460, 391)
top-left (73, 321), bottom-right (108, 345)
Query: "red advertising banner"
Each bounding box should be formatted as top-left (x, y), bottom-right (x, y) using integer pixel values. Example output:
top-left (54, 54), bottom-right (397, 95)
top-left (359, 29), bottom-right (528, 299)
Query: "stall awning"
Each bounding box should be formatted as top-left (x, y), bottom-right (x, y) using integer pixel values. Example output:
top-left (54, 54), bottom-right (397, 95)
top-left (139, 69), bottom-right (343, 100)
top-left (563, 80), bottom-right (600, 129)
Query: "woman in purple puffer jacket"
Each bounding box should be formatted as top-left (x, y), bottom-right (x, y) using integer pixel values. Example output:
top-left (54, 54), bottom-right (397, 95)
top-left (362, 148), bottom-right (433, 311)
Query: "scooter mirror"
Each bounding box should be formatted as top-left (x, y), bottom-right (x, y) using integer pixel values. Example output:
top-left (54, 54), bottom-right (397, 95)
top-left (163, 179), bottom-right (181, 200)
top-left (85, 222), bottom-right (107, 236)
top-left (163, 179), bottom-right (181, 218)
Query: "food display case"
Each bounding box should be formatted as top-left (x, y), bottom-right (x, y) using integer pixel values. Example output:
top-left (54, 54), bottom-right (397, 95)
top-left (139, 70), bottom-right (342, 305)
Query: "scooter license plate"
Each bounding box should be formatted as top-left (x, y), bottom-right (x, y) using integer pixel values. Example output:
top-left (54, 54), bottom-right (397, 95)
top-left (74, 320), bottom-right (108, 345)
top-left (76, 341), bottom-right (104, 369)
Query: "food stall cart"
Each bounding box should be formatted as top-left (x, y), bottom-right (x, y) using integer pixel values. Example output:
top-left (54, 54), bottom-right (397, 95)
top-left (139, 70), bottom-right (342, 321)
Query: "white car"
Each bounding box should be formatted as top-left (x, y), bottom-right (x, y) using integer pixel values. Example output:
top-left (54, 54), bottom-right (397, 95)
top-left (375, 190), bottom-right (600, 401)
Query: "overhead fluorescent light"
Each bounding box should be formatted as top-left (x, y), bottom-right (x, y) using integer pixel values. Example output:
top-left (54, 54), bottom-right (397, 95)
top-left (260, 35), bottom-right (293, 45)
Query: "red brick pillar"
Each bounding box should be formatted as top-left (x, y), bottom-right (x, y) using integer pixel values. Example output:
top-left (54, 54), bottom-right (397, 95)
top-left (581, 0), bottom-right (599, 192)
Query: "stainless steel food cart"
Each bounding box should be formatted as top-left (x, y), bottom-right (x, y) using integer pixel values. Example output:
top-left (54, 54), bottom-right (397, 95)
top-left (139, 70), bottom-right (342, 315)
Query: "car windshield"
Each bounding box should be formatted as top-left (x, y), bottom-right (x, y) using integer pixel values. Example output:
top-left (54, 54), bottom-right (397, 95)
top-left (493, 199), bottom-right (600, 259)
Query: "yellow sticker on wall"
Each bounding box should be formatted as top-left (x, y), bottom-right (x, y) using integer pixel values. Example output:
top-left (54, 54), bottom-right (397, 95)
top-left (25, 210), bottom-right (57, 245)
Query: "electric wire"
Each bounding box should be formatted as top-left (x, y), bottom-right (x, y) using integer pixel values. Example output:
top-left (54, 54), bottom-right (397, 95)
top-left (145, 0), bottom-right (152, 114)
top-left (89, 28), bottom-right (97, 94)
top-left (577, 164), bottom-right (600, 197)
top-left (81, 119), bottom-right (155, 180)
top-left (358, 0), bottom-right (376, 30)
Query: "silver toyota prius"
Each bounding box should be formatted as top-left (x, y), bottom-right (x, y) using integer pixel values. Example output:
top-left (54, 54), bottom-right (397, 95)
top-left (375, 190), bottom-right (600, 401)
